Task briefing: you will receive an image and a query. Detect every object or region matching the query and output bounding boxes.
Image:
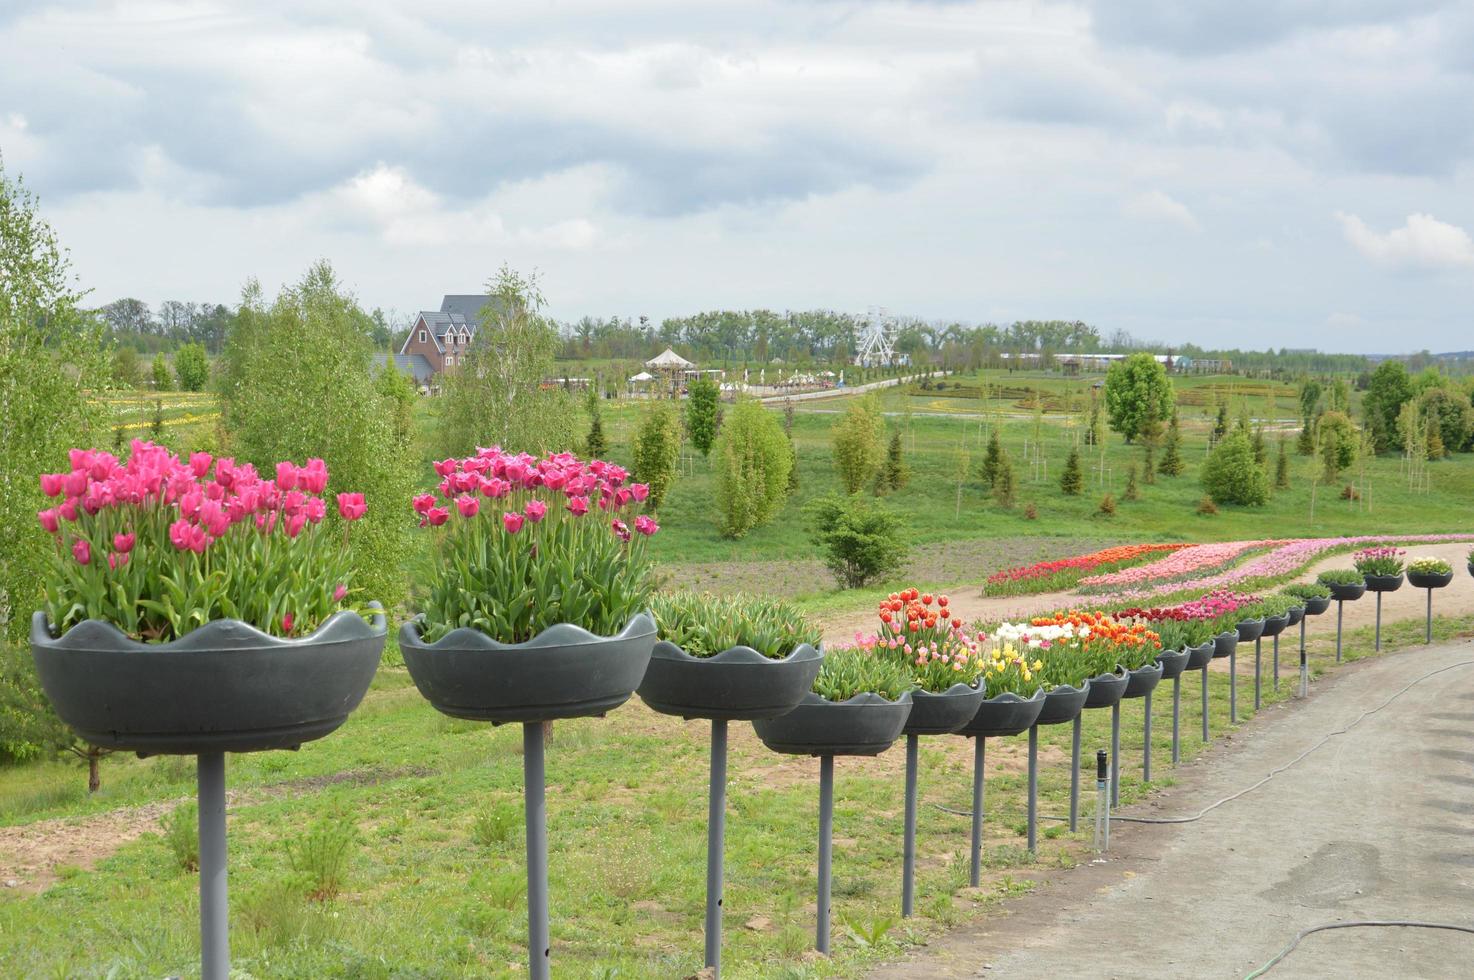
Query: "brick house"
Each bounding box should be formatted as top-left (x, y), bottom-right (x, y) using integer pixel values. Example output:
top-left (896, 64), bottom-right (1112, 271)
top-left (398, 294), bottom-right (500, 378)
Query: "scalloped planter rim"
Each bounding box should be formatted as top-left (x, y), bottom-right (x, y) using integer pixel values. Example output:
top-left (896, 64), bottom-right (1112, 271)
top-left (1325, 581), bottom-right (1366, 602)
top-left (1033, 682), bottom-right (1091, 726)
top-left (29, 606), bottom-right (386, 756)
top-left (400, 613), bottom-right (657, 725)
top-left (1082, 668), bottom-right (1129, 710)
top-left (956, 688), bottom-right (1046, 738)
top-left (637, 641), bottom-right (822, 721)
top-left (1408, 570), bottom-right (1454, 590)
top-left (1123, 661), bottom-right (1164, 699)
top-left (1212, 631), bottom-right (1238, 660)
top-left (1157, 647), bottom-right (1192, 680)
top-left (752, 691), bottom-right (913, 756)
top-left (1363, 573), bottom-right (1404, 594)
top-left (903, 683), bottom-right (988, 736)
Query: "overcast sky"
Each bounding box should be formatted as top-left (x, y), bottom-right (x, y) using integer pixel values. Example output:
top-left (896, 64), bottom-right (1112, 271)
top-left (4, 0), bottom-right (1473, 353)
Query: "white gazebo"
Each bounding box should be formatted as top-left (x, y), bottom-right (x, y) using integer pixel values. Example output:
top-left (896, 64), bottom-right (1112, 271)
top-left (646, 348), bottom-right (695, 396)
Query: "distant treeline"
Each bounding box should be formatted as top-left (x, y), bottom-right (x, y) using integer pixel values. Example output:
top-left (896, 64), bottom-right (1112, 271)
top-left (95, 297), bottom-right (398, 355)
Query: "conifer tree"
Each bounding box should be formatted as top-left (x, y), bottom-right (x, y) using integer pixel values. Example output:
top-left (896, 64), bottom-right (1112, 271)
top-left (992, 448), bottom-right (1015, 508)
top-left (1274, 438), bottom-right (1291, 490)
top-left (1060, 446), bottom-right (1084, 495)
top-left (979, 429), bottom-right (1003, 488)
top-left (881, 431), bottom-right (908, 492)
top-left (1159, 412), bottom-right (1186, 476)
top-left (1123, 462), bottom-right (1140, 501)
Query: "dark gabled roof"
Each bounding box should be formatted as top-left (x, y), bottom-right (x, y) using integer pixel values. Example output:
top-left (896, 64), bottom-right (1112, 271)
top-left (373, 352), bottom-right (437, 385)
top-left (440, 294), bottom-right (495, 322)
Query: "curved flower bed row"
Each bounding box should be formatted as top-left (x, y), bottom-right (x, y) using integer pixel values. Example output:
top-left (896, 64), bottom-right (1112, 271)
top-left (1090, 533), bottom-right (1474, 602)
top-left (1076, 540), bottom-right (1273, 593)
top-left (984, 543), bottom-right (1189, 596)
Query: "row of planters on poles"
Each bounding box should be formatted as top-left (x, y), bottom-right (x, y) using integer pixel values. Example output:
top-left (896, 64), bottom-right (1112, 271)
top-left (27, 441), bottom-right (1471, 978)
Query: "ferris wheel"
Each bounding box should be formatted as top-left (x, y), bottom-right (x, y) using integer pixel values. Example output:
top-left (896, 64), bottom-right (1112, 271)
top-left (854, 307), bottom-right (899, 367)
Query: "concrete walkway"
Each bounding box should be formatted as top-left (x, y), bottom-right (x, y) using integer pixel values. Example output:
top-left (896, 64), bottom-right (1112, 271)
top-left (871, 638), bottom-right (1474, 979)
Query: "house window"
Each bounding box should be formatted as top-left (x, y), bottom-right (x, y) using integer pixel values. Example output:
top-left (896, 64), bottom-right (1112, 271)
top-left (418, 329), bottom-right (427, 343)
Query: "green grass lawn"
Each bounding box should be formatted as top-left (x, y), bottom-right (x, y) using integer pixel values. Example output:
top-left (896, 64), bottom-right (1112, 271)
top-left (3, 609), bottom-right (1467, 978)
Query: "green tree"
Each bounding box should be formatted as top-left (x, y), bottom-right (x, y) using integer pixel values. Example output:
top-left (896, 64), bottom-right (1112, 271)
top-left (978, 429), bottom-right (1003, 487)
top-left (1103, 353), bottom-right (1174, 443)
top-left (0, 163), bottom-right (108, 762)
top-left (151, 352), bottom-right (172, 391)
top-left (436, 266), bottom-right (575, 457)
top-left (1274, 438), bottom-right (1291, 489)
top-left (830, 395), bottom-right (884, 494)
top-left (880, 431), bottom-right (908, 492)
top-left (1317, 410), bottom-right (1359, 481)
top-left (806, 495), bottom-right (906, 589)
top-left (1362, 361), bottom-right (1413, 452)
top-left (174, 342), bottom-right (210, 392)
top-left (112, 345), bottom-right (140, 387)
top-left (1296, 416), bottom-right (1317, 456)
top-left (1297, 378), bottom-right (1323, 420)
top-left (685, 375), bottom-right (720, 457)
top-left (712, 399), bottom-right (792, 537)
top-left (632, 400), bottom-right (681, 510)
top-left (1123, 462), bottom-right (1140, 501)
top-left (1060, 446), bottom-right (1083, 495)
top-left (584, 389), bottom-right (608, 459)
top-left (1158, 412), bottom-right (1185, 476)
top-left (1417, 383), bottom-right (1474, 454)
top-left (1201, 430), bottom-right (1269, 506)
top-left (1211, 403), bottom-right (1229, 444)
top-left (993, 447), bottom-right (1016, 508)
top-left (216, 261), bottom-right (416, 612)
top-left (1251, 425), bottom-right (1266, 466)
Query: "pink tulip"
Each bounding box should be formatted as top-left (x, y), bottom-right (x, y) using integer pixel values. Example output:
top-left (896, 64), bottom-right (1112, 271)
top-left (275, 461), bottom-right (299, 491)
top-left (566, 496), bottom-right (589, 517)
top-left (433, 458), bottom-right (458, 477)
top-left (524, 499), bottom-right (547, 523)
top-left (107, 551), bottom-right (128, 570)
top-left (189, 452), bottom-right (213, 478)
top-left (333, 584), bottom-right (348, 602)
top-left (503, 511), bottom-right (525, 534)
top-left (301, 458), bottom-right (329, 494)
top-left (169, 519), bottom-right (194, 551)
top-left (412, 493), bottom-right (435, 515)
top-left (425, 506), bottom-right (449, 527)
top-left (455, 495), bottom-right (480, 518)
top-left (113, 533), bottom-right (135, 553)
top-left (634, 515), bottom-right (659, 537)
top-left (58, 499), bottom-right (78, 521)
top-left (39, 473), bottom-right (64, 497)
top-left (63, 470), bottom-right (88, 498)
top-left (37, 509), bottom-right (60, 534)
top-left (336, 492), bottom-right (367, 521)
top-left (305, 496), bottom-right (327, 523)
top-left (611, 519), bottom-right (631, 542)
top-left (282, 613), bottom-right (295, 633)
top-left (72, 538), bottom-right (91, 565)
top-left (285, 513), bottom-right (307, 538)
top-left (630, 483), bottom-right (650, 502)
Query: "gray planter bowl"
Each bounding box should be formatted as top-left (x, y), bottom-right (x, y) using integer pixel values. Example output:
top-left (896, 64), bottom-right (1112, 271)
top-left (903, 683), bottom-right (988, 736)
top-left (1284, 606), bottom-right (1304, 627)
top-left (30, 606), bottom-right (386, 755)
top-left (1363, 572), bottom-right (1404, 593)
top-left (1236, 618), bottom-right (1266, 643)
top-left (1303, 596), bottom-right (1332, 616)
top-left (1408, 570), bottom-right (1454, 590)
top-left (956, 688), bottom-right (1046, 738)
top-left (1122, 661), bottom-right (1164, 699)
top-left (1468, 562), bottom-right (1474, 580)
top-left (1212, 631), bottom-right (1238, 660)
top-left (400, 613), bottom-right (657, 725)
top-left (1157, 647), bottom-right (1192, 680)
top-left (637, 641), bottom-right (822, 721)
top-left (1325, 581), bottom-right (1366, 602)
top-left (1260, 613), bottom-right (1290, 639)
top-left (752, 691), bottom-right (913, 756)
top-left (1034, 682), bottom-right (1091, 726)
top-left (1185, 640), bottom-right (1216, 670)
top-left (1082, 668), bottom-right (1129, 709)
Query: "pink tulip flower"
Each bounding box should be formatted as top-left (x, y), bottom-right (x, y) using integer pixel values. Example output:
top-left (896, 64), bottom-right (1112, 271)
top-left (72, 538), bottom-right (91, 565)
top-left (455, 495), bottom-right (480, 518)
top-left (503, 511), bottom-right (525, 534)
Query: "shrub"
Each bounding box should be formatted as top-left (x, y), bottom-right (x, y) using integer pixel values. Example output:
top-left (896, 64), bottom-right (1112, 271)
top-left (1339, 483), bottom-right (1359, 501)
top-left (1201, 430), bottom-right (1269, 506)
top-left (161, 802), bottom-right (199, 872)
top-left (1317, 410), bottom-right (1358, 481)
top-left (288, 812), bottom-right (357, 901)
top-left (685, 376), bottom-right (720, 457)
top-left (1122, 463), bottom-right (1140, 501)
top-left (112, 346), bottom-right (141, 388)
top-left (1196, 495), bottom-right (1218, 516)
top-left (650, 592), bottom-right (818, 658)
top-left (216, 263), bottom-right (416, 612)
top-left (807, 494), bottom-right (906, 589)
top-left (1059, 447), bottom-right (1083, 495)
top-left (1097, 493), bottom-right (1117, 517)
top-left (992, 449), bottom-right (1016, 508)
top-left (978, 430), bottom-right (1003, 488)
top-left (1274, 439), bottom-right (1291, 489)
top-left (831, 396), bottom-right (884, 494)
top-left (151, 353), bottom-right (172, 391)
top-left (711, 399), bottom-right (792, 538)
top-left (880, 432), bottom-right (908, 492)
top-left (632, 400), bottom-right (681, 512)
top-left (173, 342), bottom-right (210, 392)
top-left (1023, 501), bottom-right (1038, 520)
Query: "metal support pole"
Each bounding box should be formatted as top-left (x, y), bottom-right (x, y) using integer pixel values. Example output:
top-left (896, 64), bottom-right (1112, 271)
top-left (1200, 667), bottom-right (1209, 742)
top-left (1143, 689), bottom-right (1153, 783)
top-left (901, 734), bottom-right (918, 917)
top-left (197, 752), bottom-right (228, 980)
top-left (1229, 645), bottom-right (1238, 723)
top-left (1110, 702), bottom-right (1121, 808)
top-left (817, 755), bottom-right (834, 954)
top-left (1426, 588), bottom-right (1434, 644)
top-left (1299, 616), bottom-right (1309, 699)
top-left (1336, 600), bottom-right (1344, 663)
top-left (1254, 637), bottom-right (1262, 712)
top-left (1026, 726), bottom-right (1039, 854)
top-left (1375, 592), bottom-right (1383, 651)
top-left (1172, 674), bottom-right (1181, 764)
top-left (1069, 715), bottom-right (1081, 832)
top-left (969, 738), bottom-right (984, 888)
top-left (523, 724), bottom-right (550, 980)
top-left (1273, 633), bottom-right (1280, 692)
top-left (704, 720), bottom-right (727, 973)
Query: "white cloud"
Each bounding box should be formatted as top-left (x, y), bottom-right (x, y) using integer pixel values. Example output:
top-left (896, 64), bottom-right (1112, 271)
top-left (1123, 190), bottom-right (1201, 230)
top-left (1335, 211), bottom-right (1474, 271)
top-left (1325, 311), bottom-right (1368, 328)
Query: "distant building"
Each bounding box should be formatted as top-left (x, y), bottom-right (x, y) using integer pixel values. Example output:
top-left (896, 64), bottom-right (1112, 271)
top-left (398, 294), bottom-right (503, 380)
top-left (373, 352), bottom-right (437, 390)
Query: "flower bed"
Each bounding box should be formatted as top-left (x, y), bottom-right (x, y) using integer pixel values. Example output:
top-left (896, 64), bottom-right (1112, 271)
top-left (983, 543), bottom-right (1188, 596)
top-left (1076, 540), bottom-right (1273, 594)
top-left (986, 611), bottom-right (1161, 686)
